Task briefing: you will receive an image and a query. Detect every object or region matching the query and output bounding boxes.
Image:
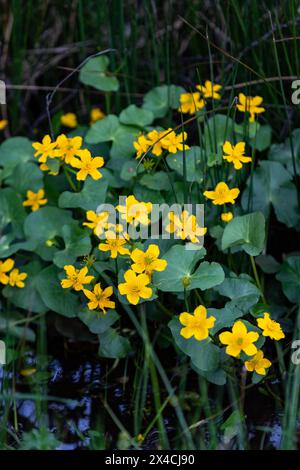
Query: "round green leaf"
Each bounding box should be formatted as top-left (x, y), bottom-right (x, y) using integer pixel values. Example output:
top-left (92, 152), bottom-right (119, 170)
top-left (79, 56), bottom-right (119, 92)
top-left (222, 212), bottom-right (265, 256)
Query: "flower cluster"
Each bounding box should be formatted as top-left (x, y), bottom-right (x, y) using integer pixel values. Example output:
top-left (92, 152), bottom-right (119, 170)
top-left (218, 313), bottom-right (284, 376)
top-left (32, 134), bottom-right (105, 181)
top-left (133, 128), bottom-right (189, 159)
top-left (60, 265), bottom-right (115, 314)
top-left (0, 258), bottom-right (27, 288)
top-left (165, 210), bottom-right (207, 244)
top-left (179, 80), bottom-right (222, 114)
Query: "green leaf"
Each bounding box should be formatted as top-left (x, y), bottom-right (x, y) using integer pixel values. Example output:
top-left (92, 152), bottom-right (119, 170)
top-left (212, 275), bottom-right (260, 331)
top-left (252, 124), bottom-right (272, 151)
top-left (169, 317), bottom-right (220, 371)
top-left (5, 161), bottom-right (43, 195)
top-left (153, 244), bottom-right (224, 292)
top-left (24, 207), bottom-right (75, 261)
top-left (59, 178), bottom-right (108, 211)
top-left (98, 328), bottom-right (131, 358)
top-left (53, 224), bottom-right (92, 268)
top-left (256, 255), bottom-right (280, 274)
top-left (119, 104), bottom-right (154, 127)
top-left (276, 256), bottom-right (300, 304)
top-left (242, 161), bottom-right (300, 227)
top-left (189, 261), bottom-right (225, 291)
top-left (153, 244), bottom-right (205, 292)
top-left (2, 261), bottom-right (47, 314)
top-left (0, 137), bottom-right (34, 176)
top-left (222, 212), bottom-right (265, 256)
top-left (85, 115), bottom-right (139, 158)
top-left (35, 265), bottom-right (80, 317)
top-left (142, 85), bottom-right (185, 118)
top-left (120, 160), bottom-right (139, 181)
top-left (167, 146), bottom-right (203, 182)
top-left (268, 128), bottom-right (300, 176)
top-left (139, 171), bottom-right (171, 191)
top-left (215, 275), bottom-right (260, 310)
top-left (0, 187), bottom-right (26, 237)
top-left (78, 308), bottom-right (119, 334)
top-left (79, 56), bottom-right (119, 92)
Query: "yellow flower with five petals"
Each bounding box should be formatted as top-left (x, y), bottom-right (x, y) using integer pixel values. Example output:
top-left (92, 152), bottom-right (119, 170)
top-left (61, 265), bottom-right (94, 291)
top-left (83, 210), bottom-right (109, 236)
top-left (203, 182), bottom-right (240, 205)
top-left (257, 312), bottom-right (285, 341)
top-left (130, 244), bottom-right (167, 276)
top-left (118, 269), bottom-right (152, 305)
top-left (236, 93), bottom-right (265, 122)
top-left (223, 141), bottom-right (252, 170)
top-left (244, 350), bottom-right (271, 375)
top-left (178, 92), bottom-right (205, 114)
top-left (8, 268), bottom-right (27, 288)
top-left (84, 283), bottom-right (115, 313)
top-left (165, 210), bottom-right (207, 243)
top-left (179, 305), bottom-right (216, 341)
top-left (219, 320), bottom-right (259, 357)
top-left (23, 189), bottom-right (48, 212)
top-left (54, 134), bottom-right (83, 164)
top-left (98, 231), bottom-right (130, 259)
top-left (32, 135), bottom-right (57, 163)
top-left (196, 81), bottom-right (222, 99)
top-left (70, 149), bottom-right (104, 181)
top-left (116, 195), bottom-right (152, 226)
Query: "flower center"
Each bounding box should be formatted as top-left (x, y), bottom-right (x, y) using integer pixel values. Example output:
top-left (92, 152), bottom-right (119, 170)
top-left (236, 337), bottom-right (244, 346)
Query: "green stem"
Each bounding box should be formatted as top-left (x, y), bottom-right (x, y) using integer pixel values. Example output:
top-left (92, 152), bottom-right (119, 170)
top-left (250, 255), bottom-right (266, 303)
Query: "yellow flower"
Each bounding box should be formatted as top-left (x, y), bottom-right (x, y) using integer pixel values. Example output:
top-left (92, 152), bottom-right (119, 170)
top-left (70, 149), bottom-right (104, 181)
top-left (61, 265), bottom-right (94, 291)
top-left (0, 119), bottom-right (8, 130)
top-left (203, 182), bottom-right (240, 205)
top-left (90, 107), bottom-right (105, 124)
top-left (54, 134), bottom-right (83, 164)
top-left (178, 92), bottom-right (205, 114)
top-left (130, 244), bottom-right (167, 276)
top-left (118, 269), bottom-right (152, 305)
top-left (23, 189), bottom-right (48, 212)
top-left (219, 320), bottom-right (259, 357)
top-left (8, 268), bottom-right (27, 288)
top-left (161, 128), bottom-right (189, 154)
top-left (0, 258), bottom-right (14, 285)
top-left (98, 231), bottom-right (130, 259)
top-left (244, 350), bottom-right (272, 376)
top-left (133, 134), bottom-right (150, 159)
top-left (116, 195), bottom-right (152, 226)
top-left (257, 313), bottom-right (285, 341)
top-left (221, 212), bottom-right (233, 223)
top-left (179, 305), bottom-right (216, 341)
top-left (32, 135), bottom-right (57, 163)
top-left (84, 283), bottom-right (115, 313)
top-left (83, 210), bottom-right (109, 236)
top-left (165, 210), bottom-right (207, 243)
top-left (60, 112), bottom-right (77, 128)
top-left (223, 141), bottom-right (252, 170)
top-left (196, 81), bottom-right (222, 99)
top-left (236, 93), bottom-right (265, 122)
top-left (146, 129), bottom-right (167, 157)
